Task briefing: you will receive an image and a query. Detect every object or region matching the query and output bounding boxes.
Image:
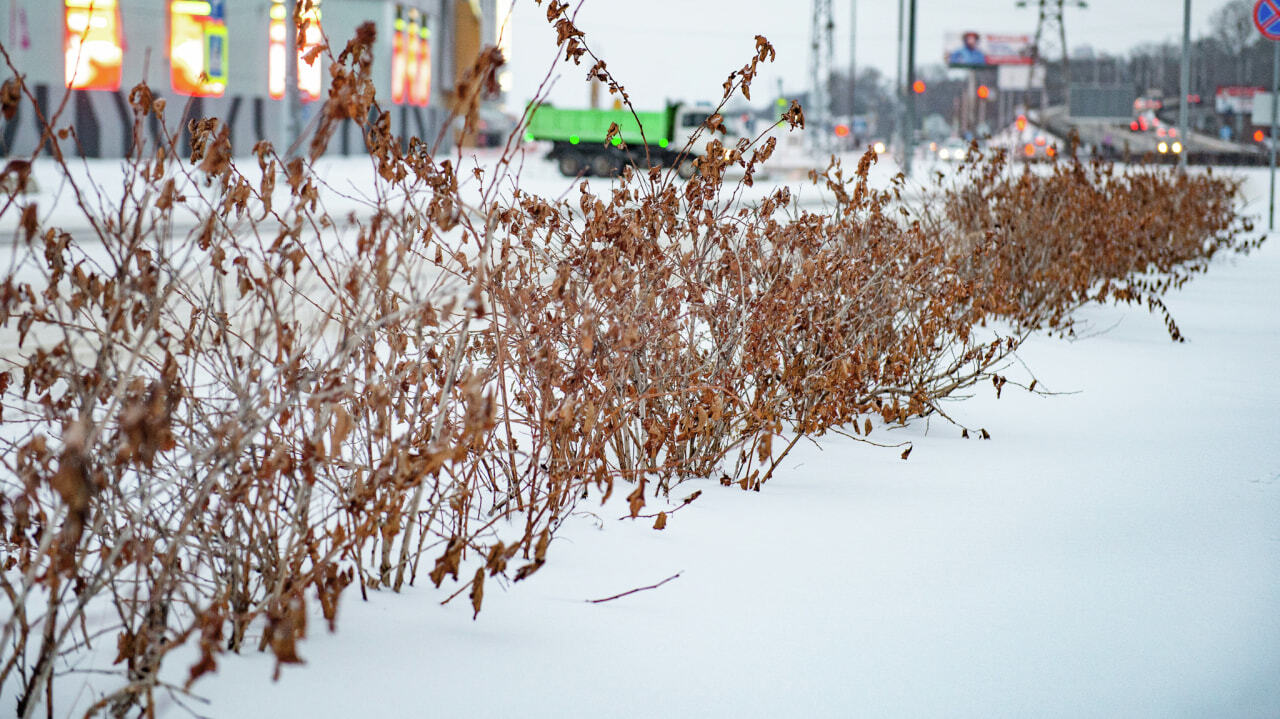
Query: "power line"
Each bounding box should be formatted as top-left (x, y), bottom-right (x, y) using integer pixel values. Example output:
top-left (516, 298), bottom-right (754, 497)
top-left (1018, 0), bottom-right (1087, 111)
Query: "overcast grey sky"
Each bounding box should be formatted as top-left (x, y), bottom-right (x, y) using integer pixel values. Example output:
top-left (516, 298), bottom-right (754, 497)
top-left (504, 0), bottom-right (1235, 109)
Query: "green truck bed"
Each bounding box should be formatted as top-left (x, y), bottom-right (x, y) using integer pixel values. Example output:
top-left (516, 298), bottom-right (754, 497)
top-left (524, 106), bottom-right (673, 148)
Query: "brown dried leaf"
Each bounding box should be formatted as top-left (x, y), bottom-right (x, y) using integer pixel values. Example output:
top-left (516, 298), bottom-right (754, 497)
top-left (469, 567), bottom-right (485, 619)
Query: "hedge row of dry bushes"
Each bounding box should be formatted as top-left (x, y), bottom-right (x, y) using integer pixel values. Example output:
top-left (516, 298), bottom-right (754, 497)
top-left (0, 4), bottom-right (1257, 716)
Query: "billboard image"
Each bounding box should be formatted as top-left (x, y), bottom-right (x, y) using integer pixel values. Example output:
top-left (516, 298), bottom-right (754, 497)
top-left (944, 32), bottom-right (1033, 68)
top-left (1215, 86), bottom-right (1265, 115)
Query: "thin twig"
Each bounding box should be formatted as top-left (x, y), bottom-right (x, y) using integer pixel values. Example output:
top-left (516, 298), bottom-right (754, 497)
top-left (586, 573), bottom-right (682, 604)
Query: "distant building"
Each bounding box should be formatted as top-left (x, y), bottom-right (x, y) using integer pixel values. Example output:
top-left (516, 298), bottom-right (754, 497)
top-left (0, 0), bottom-right (502, 158)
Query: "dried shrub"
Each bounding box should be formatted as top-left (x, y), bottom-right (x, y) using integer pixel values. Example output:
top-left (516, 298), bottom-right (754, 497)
top-left (933, 147), bottom-right (1256, 341)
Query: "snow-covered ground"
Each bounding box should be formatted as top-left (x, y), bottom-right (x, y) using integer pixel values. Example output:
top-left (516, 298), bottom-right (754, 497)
top-left (7, 159), bottom-right (1278, 718)
top-left (149, 168), bottom-right (1279, 717)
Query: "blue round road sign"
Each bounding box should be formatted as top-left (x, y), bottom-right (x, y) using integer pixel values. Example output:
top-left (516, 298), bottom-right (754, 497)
top-left (1256, 0), bottom-right (1280, 40)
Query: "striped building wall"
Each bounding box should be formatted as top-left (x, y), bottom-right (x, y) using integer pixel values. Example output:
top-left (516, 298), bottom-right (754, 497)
top-left (0, 0), bottom-right (487, 159)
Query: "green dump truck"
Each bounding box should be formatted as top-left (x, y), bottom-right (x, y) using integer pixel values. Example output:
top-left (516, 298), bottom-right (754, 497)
top-left (524, 103), bottom-right (734, 178)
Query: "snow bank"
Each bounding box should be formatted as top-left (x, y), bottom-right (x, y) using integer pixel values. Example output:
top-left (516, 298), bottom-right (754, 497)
top-left (148, 168), bottom-right (1280, 718)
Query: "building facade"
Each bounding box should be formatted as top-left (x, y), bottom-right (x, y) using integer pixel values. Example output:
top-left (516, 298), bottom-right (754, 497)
top-left (0, 0), bottom-right (498, 158)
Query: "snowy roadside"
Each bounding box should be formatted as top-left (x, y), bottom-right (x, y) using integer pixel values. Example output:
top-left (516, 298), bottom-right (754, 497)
top-left (5, 157), bottom-right (1273, 718)
top-left (121, 169), bottom-right (1280, 718)
top-left (0, 141), bottom-right (905, 238)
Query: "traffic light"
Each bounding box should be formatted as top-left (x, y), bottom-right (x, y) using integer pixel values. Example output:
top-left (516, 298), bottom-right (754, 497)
top-left (977, 85), bottom-right (990, 100)
top-left (834, 124), bottom-right (850, 138)
top-left (912, 80), bottom-right (926, 94)
top-left (1255, 129), bottom-right (1266, 143)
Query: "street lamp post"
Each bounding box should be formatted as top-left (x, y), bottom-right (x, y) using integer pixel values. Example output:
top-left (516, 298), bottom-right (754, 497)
top-left (283, 0), bottom-right (300, 156)
top-left (1178, 0), bottom-right (1191, 168)
top-left (904, 0), bottom-right (917, 176)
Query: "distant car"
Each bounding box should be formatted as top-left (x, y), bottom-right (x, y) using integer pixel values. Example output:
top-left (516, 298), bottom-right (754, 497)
top-left (936, 138), bottom-right (970, 162)
top-left (1016, 134), bottom-right (1057, 162)
top-left (451, 105), bottom-right (518, 149)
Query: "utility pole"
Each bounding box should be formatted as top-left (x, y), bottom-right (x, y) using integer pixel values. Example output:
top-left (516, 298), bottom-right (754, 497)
top-left (1271, 40), bottom-right (1278, 230)
top-left (896, 0), bottom-right (904, 160)
top-left (849, 0), bottom-right (857, 124)
top-left (904, 0), bottom-right (916, 176)
top-left (810, 0), bottom-right (835, 152)
top-left (283, 0), bottom-right (301, 156)
top-left (1178, 0), bottom-right (1191, 168)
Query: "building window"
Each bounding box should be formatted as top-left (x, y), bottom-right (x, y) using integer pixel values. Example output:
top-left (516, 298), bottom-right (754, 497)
top-left (64, 0), bottom-right (124, 91)
top-left (170, 0), bottom-right (228, 97)
top-left (269, 0), bottom-right (325, 102)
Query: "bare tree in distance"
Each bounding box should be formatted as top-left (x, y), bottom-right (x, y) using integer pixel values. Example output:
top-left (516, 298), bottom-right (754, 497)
top-left (1211, 0), bottom-right (1258, 85)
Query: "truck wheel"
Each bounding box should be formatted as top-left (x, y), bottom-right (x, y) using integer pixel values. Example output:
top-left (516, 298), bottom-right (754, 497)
top-left (676, 157), bottom-right (698, 180)
top-left (590, 154), bottom-right (619, 178)
top-left (558, 153), bottom-right (585, 177)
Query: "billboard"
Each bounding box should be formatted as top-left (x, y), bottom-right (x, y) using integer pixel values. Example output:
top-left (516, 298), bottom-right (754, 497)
top-left (1251, 93), bottom-right (1276, 126)
top-left (944, 32), bottom-right (1033, 68)
top-left (1216, 86), bottom-right (1265, 114)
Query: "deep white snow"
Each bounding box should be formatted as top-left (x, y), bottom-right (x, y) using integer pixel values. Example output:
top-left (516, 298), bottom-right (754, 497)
top-left (168, 165), bottom-right (1280, 719)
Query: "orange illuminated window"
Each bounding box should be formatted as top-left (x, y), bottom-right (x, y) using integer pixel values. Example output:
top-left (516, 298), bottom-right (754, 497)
top-left (392, 6), bottom-right (431, 107)
top-left (411, 22), bottom-right (431, 105)
top-left (170, 1), bottom-right (228, 97)
top-left (269, 0), bottom-right (324, 102)
top-left (391, 8), bottom-right (407, 104)
top-left (64, 0), bottom-right (124, 91)
top-left (403, 11), bottom-right (419, 103)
